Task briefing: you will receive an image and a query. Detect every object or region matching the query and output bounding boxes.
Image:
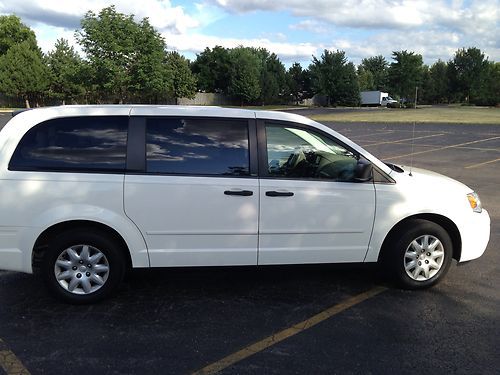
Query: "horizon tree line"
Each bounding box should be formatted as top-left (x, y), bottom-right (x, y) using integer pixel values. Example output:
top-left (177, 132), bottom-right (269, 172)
top-left (0, 7), bottom-right (498, 108)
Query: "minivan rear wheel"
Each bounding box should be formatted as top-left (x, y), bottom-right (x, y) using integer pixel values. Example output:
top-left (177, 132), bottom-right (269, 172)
top-left (383, 219), bottom-right (453, 289)
top-left (41, 229), bottom-right (125, 304)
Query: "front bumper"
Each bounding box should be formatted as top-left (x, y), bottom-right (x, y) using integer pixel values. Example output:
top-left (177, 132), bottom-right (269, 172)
top-left (458, 209), bottom-right (491, 262)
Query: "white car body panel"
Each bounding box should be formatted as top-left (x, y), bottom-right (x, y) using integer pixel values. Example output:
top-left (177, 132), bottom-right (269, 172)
top-left (365, 167), bottom-right (490, 262)
top-left (129, 105), bottom-right (255, 119)
top-left (0, 171), bottom-right (149, 273)
top-left (0, 105), bottom-right (491, 276)
top-left (258, 179), bottom-right (375, 264)
top-left (124, 175), bottom-right (258, 266)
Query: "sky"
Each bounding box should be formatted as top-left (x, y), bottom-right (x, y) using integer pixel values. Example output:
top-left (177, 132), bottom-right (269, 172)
top-left (0, 0), bottom-right (498, 67)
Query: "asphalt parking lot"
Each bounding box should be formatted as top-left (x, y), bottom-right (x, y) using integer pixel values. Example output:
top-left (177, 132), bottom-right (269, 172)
top-left (0, 111), bottom-right (499, 375)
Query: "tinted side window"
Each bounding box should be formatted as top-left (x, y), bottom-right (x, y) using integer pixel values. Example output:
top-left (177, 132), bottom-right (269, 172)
top-left (9, 116), bottom-right (128, 172)
top-left (266, 124), bottom-right (360, 181)
top-left (146, 118), bottom-right (250, 176)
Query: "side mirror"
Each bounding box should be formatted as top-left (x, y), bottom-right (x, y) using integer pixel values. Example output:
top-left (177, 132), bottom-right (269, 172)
top-left (354, 160), bottom-right (373, 182)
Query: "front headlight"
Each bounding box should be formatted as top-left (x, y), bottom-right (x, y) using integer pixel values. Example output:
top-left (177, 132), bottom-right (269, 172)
top-left (467, 192), bottom-right (482, 213)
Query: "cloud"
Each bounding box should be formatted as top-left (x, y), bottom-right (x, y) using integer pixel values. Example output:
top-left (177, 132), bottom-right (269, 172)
top-left (31, 24), bottom-right (81, 55)
top-left (208, 0), bottom-right (499, 62)
top-left (1, 0), bottom-right (498, 65)
top-left (0, 0), bottom-right (320, 61)
top-left (209, 0), bottom-right (498, 31)
top-left (0, 0), bottom-right (198, 34)
top-left (163, 32), bottom-right (319, 62)
top-left (325, 28), bottom-right (500, 65)
top-left (289, 19), bottom-right (328, 34)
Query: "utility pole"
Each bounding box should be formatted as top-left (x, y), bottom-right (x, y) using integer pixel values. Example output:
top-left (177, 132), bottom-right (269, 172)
top-left (414, 86), bottom-right (418, 109)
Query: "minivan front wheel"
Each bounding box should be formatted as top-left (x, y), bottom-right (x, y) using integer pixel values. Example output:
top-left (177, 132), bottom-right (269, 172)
top-left (41, 229), bottom-right (125, 304)
top-left (404, 234), bottom-right (445, 281)
top-left (384, 219), bottom-right (453, 289)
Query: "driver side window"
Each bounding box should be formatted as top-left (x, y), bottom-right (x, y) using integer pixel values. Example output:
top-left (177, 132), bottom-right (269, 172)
top-left (265, 124), bottom-right (360, 182)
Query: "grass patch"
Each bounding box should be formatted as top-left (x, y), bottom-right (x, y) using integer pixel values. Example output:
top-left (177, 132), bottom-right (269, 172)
top-left (309, 106), bottom-right (500, 124)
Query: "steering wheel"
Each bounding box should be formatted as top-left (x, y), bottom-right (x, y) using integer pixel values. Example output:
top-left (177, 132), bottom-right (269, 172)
top-left (285, 150), bottom-right (303, 171)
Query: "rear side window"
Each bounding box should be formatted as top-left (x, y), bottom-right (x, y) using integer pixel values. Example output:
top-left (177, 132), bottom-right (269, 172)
top-left (146, 118), bottom-right (250, 176)
top-left (9, 116), bottom-right (128, 172)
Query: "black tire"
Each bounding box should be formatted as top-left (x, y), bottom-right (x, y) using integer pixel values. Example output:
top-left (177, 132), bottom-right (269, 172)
top-left (382, 219), bottom-right (453, 289)
top-left (41, 228), bottom-right (126, 304)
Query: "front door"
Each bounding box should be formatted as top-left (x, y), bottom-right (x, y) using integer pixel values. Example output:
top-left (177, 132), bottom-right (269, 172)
top-left (124, 116), bottom-right (259, 267)
top-left (258, 122), bottom-right (376, 265)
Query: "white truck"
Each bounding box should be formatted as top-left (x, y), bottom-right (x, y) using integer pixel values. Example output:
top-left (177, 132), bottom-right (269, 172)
top-left (360, 91), bottom-right (398, 107)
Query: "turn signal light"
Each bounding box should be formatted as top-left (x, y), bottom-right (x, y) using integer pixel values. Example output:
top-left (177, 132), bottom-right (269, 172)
top-left (467, 192), bottom-right (482, 213)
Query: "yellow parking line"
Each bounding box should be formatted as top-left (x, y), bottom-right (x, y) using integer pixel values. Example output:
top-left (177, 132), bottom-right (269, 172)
top-left (465, 158), bottom-right (500, 169)
top-left (192, 286), bottom-right (387, 375)
top-left (0, 339), bottom-right (30, 375)
top-left (384, 136), bottom-right (500, 161)
top-left (363, 133), bottom-right (444, 147)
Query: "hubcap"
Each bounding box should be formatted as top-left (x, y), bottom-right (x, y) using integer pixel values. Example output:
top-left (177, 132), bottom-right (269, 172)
top-left (54, 245), bottom-right (110, 295)
top-left (404, 235), bottom-right (444, 281)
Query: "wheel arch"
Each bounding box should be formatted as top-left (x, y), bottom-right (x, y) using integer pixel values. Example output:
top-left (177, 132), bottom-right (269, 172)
top-left (32, 220), bottom-right (133, 274)
top-left (378, 213), bottom-right (462, 263)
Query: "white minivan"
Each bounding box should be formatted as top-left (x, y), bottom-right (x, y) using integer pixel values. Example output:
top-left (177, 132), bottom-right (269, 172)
top-left (0, 106), bottom-right (490, 303)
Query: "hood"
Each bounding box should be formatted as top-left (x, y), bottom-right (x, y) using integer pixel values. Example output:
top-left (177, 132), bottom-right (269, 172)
top-left (391, 166), bottom-right (473, 196)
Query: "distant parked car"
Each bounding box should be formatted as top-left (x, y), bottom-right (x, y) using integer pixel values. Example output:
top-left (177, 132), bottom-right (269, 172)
top-left (0, 106), bottom-right (490, 303)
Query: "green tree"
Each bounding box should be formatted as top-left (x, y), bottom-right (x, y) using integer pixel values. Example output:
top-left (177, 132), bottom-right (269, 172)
top-left (0, 41), bottom-right (49, 108)
top-left (258, 50), bottom-right (288, 105)
top-left (357, 65), bottom-right (374, 91)
top-left (473, 61), bottom-right (500, 106)
top-left (76, 6), bottom-right (168, 103)
top-left (486, 62), bottom-right (500, 106)
top-left (191, 46), bottom-right (231, 94)
top-left (165, 51), bottom-right (196, 102)
top-left (227, 47), bottom-right (261, 105)
top-left (0, 15), bottom-right (37, 55)
top-left (421, 60), bottom-right (449, 104)
top-left (286, 63), bottom-right (312, 104)
top-left (309, 49), bottom-right (359, 106)
top-left (420, 65), bottom-right (431, 104)
top-left (77, 6), bottom-right (136, 102)
top-left (47, 38), bottom-right (84, 104)
top-left (360, 55), bottom-right (388, 91)
top-left (343, 62), bottom-right (360, 105)
top-left (129, 18), bottom-right (170, 103)
top-left (388, 50), bottom-right (423, 106)
top-left (448, 47), bottom-right (490, 104)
